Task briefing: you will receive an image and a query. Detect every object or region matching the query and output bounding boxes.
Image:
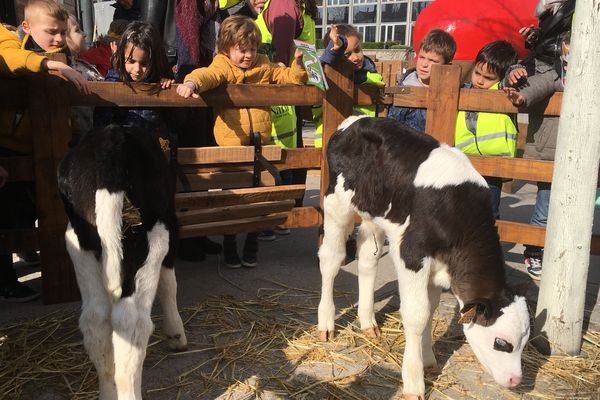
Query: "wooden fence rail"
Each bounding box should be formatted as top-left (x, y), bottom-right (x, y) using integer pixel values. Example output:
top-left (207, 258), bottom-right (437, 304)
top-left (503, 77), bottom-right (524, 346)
top-left (0, 60), bottom-right (595, 303)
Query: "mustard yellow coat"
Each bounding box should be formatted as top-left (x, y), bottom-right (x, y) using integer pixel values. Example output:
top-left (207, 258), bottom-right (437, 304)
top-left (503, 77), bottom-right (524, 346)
top-left (184, 53), bottom-right (307, 146)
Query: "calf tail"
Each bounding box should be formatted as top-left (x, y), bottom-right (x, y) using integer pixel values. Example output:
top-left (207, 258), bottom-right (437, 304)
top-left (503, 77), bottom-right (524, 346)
top-left (95, 188), bottom-right (125, 302)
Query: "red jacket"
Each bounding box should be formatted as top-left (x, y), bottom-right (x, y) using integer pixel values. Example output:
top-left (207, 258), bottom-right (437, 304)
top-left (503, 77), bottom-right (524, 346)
top-left (79, 44), bottom-right (112, 77)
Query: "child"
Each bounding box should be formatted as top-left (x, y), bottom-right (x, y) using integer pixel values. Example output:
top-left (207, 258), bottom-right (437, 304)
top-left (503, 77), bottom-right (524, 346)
top-left (0, 1), bottom-right (89, 302)
top-left (176, 15), bottom-right (307, 268)
top-left (387, 28), bottom-right (456, 132)
top-left (312, 23), bottom-right (385, 149)
top-left (455, 40), bottom-right (518, 220)
top-left (504, 30), bottom-right (570, 280)
top-left (79, 19), bottom-right (129, 77)
top-left (94, 21), bottom-right (174, 137)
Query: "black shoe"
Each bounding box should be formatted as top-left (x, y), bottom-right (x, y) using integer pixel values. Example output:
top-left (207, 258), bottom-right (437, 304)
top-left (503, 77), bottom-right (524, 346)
top-left (177, 238), bottom-right (206, 262)
top-left (0, 281), bottom-right (40, 303)
top-left (199, 237), bottom-right (222, 254)
top-left (224, 248), bottom-right (241, 268)
top-left (241, 234), bottom-right (258, 268)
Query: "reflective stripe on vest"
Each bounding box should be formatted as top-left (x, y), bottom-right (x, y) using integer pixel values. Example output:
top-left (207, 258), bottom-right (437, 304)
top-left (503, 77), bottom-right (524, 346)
top-left (313, 72), bottom-right (384, 148)
top-left (271, 105), bottom-right (297, 148)
top-left (454, 83), bottom-right (518, 157)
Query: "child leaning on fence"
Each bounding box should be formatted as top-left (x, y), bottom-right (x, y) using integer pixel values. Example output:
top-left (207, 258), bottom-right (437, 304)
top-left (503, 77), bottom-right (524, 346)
top-left (312, 23), bottom-right (384, 148)
top-left (387, 28), bottom-right (456, 133)
top-left (176, 15), bottom-right (307, 269)
top-left (454, 40), bottom-right (519, 220)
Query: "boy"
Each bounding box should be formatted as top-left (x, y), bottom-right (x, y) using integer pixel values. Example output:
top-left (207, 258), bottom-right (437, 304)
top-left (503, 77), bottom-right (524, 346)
top-left (0, 2), bottom-right (89, 301)
top-left (387, 28), bottom-right (456, 132)
top-left (455, 40), bottom-right (518, 220)
top-left (313, 24), bottom-right (385, 148)
top-left (177, 15), bottom-right (306, 268)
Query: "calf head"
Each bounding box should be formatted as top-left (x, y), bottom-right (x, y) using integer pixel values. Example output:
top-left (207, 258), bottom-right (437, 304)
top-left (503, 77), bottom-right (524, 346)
top-left (459, 295), bottom-right (530, 388)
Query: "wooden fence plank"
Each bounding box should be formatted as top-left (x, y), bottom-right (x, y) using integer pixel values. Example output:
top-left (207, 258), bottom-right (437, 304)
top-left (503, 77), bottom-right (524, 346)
top-left (425, 64), bottom-right (462, 145)
top-left (179, 170), bottom-right (277, 191)
top-left (0, 228), bottom-right (38, 254)
top-left (278, 206), bottom-right (322, 229)
top-left (175, 185), bottom-right (306, 209)
top-left (180, 213), bottom-right (289, 237)
top-left (469, 156), bottom-right (555, 182)
top-left (178, 145), bottom-right (282, 165)
top-left (177, 200), bottom-right (295, 225)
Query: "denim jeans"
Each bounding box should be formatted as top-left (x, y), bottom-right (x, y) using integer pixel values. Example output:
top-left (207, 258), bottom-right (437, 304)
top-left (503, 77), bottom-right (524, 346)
top-left (485, 176), bottom-right (502, 220)
top-left (525, 182), bottom-right (552, 254)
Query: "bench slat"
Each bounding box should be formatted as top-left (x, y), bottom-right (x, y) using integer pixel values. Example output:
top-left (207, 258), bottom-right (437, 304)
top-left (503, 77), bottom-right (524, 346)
top-left (178, 170), bottom-right (277, 191)
top-left (176, 184), bottom-right (305, 209)
top-left (178, 145), bottom-right (282, 165)
top-left (179, 212), bottom-right (289, 237)
top-left (177, 200), bottom-right (295, 225)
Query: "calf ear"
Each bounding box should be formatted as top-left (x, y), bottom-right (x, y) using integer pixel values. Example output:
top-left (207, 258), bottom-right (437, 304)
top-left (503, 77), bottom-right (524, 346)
top-left (458, 304), bottom-right (478, 324)
top-left (459, 299), bottom-right (493, 325)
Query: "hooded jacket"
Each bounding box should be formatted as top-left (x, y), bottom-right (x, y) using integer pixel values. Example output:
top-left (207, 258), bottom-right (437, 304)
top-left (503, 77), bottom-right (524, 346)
top-left (184, 53), bottom-right (307, 146)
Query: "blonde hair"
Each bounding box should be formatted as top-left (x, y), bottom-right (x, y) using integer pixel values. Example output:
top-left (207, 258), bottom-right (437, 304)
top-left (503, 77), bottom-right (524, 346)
top-left (23, 0), bottom-right (69, 23)
top-left (217, 15), bottom-right (261, 54)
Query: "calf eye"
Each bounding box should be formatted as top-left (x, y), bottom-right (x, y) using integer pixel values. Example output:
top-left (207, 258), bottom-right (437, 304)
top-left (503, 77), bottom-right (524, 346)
top-left (493, 337), bottom-right (514, 353)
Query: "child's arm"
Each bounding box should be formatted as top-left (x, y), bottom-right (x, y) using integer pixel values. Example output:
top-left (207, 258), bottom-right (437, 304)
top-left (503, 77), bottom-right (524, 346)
top-left (319, 25), bottom-right (348, 65)
top-left (504, 64), bottom-right (528, 87)
top-left (43, 60), bottom-right (91, 94)
top-left (176, 58), bottom-right (228, 98)
top-left (270, 50), bottom-right (307, 85)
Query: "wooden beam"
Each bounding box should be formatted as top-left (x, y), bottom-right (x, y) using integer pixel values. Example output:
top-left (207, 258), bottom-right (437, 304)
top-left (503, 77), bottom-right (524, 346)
top-left (425, 64), bottom-right (462, 145)
top-left (178, 170), bottom-right (277, 192)
top-left (459, 89), bottom-right (562, 116)
top-left (69, 82), bottom-right (323, 107)
top-left (278, 206), bottom-right (322, 229)
top-left (279, 148), bottom-right (321, 169)
top-left (178, 145), bottom-right (282, 165)
top-left (177, 200), bottom-right (294, 225)
top-left (469, 155), bottom-right (555, 182)
top-left (179, 213), bottom-right (289, 237)
top-left (0, 80), bottom-right (28, 107)
top-left (175, 184), bottom-right (306, 209)
top-left (386, 85), bottom-right (428, 108)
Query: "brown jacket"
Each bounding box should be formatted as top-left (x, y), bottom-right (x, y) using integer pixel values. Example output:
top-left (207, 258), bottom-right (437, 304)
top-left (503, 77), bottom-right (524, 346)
top-left (184, 53), bottom-right (307, 146)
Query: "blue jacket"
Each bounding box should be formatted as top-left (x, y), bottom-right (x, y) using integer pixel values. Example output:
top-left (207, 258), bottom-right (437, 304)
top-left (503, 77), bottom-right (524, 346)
top-left (387, 68), bottom-right (427, 133)
top-left (94, 69), bottom-right (173, 142)
top-left (319, 35), bottom-right (379, 85)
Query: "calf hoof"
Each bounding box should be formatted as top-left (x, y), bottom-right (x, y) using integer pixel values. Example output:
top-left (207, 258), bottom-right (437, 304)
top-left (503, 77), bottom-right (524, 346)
top-left (362, 326), bottom-right (381, 337)
top-left (402, 394), bottom-right (424, 400)
top-left (166, 333), bottom-right (188, 352)
top-left (319, 330), bottom-right (335, 341)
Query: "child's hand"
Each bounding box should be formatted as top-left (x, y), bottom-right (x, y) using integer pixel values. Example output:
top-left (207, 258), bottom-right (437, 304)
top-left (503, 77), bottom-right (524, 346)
top-left (110, 41), bottom-right (118, 54)
top-left (329, 24), bottom-right (342, 51)
top-left (503, 87), bottom-right (525, 106)
top-left (294, 48), bottom-right (304, 68)
top-left (45, 60), bottom-right (90, 94)
top-left (176, 81), bottom-right (199, 98)
top-left (160, 78), bottom-right (174, 89)
top-left (519, 25), bottom-right (539, 45)
top-left (506, 67), bottom-right (528, 87)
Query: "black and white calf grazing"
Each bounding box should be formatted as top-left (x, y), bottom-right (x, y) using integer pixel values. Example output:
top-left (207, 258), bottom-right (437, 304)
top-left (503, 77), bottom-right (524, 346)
top-left (58, 125), bottom-right (187, 400)
top-left (318, 116), bottom-right (530, 399)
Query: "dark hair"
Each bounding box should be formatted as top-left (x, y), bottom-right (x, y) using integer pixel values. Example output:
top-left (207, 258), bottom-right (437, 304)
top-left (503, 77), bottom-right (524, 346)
top-left (112, 21), bottom-right (171, 92)
top-left (217, 15), bottom-right (261, 54)
top-left (419, 28), bottom-right (456, 64)
top-left (301, 0), bottom-right (318, 20)
top-left (475, 41), bottom-right (518, 78)
top-left (323, 24), bottom-right (361, 47)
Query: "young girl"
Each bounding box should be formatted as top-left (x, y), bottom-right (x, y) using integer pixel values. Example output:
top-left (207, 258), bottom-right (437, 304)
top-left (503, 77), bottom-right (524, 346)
top-left (94, 21), bottom-right (174, 141)
top-left (176, 15), bottom-right (307, 269)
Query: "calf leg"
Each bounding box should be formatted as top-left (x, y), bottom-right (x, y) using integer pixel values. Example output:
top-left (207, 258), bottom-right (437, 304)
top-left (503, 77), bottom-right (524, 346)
top-left (112, 223), bottom-right (168, 399)
top-left (394, 252), bottom-right (431, 398)
top-left (356, 220), bottom-right (385, 337)
top-left (318, 189), bottom-right (355, 341)
top-left (156, 267), bottom-right (188, 351)
top-left (422, 283), bottom-right (442, 371)
top-left (66, 224), bottom-right (116, 399)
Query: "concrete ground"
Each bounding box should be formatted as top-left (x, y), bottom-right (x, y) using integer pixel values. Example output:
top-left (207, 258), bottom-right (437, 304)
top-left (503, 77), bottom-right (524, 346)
top-left (2, 174), bottom-right (599, 399)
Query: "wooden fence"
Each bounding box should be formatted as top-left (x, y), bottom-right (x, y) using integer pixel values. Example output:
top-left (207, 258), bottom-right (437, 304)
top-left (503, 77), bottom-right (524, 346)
top-left (0, 60), bottom-right (596, 304)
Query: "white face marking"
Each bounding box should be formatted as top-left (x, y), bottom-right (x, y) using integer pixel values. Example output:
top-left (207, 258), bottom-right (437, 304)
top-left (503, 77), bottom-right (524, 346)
top-left (462, 295), bottom-right (530, 388)
top-left (414, 144), bottom-right (487, 189)
top-left (337, 115), bottom-right (369, 132)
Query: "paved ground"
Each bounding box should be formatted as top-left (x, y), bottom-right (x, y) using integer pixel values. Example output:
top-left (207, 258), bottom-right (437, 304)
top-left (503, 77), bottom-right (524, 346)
top-left (2, 174), bottom-right (599, 399)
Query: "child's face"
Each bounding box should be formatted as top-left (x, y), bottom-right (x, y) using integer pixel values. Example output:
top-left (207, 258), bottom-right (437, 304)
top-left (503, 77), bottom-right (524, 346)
top-left (471, 62), bottom-right (500, 89)
top-left (67, 17), bottom-right (87, 56)
top-left (415, 50), bottom-right (444, 85)
top-left (22, 14), bottom-right (67, 52)
top-left (124, 43), bottom-right (148, 82)
top-left (229, 44), bottom-right (257, 69)
top-left (344, 35), bottom-right (364, 70)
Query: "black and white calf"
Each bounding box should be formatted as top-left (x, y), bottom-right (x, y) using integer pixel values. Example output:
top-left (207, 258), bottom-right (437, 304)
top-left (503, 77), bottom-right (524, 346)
top-left (318, 116), bottom-right (530, 399)
top-left (58, 125), bottom-right (187, 400)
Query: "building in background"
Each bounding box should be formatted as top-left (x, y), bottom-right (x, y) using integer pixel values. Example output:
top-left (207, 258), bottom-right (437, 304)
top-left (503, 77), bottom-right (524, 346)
top-left (316, 0), bottom-right (433, 46)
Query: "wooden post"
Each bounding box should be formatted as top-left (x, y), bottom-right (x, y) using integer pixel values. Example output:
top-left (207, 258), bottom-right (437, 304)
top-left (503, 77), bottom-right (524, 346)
top-left (319, 60), bottom-right (355, 208)
top-left (425, 64), bottom-right (462, 145)
top-left (533, 0), bottom-right (600, 355)
top-left (29, 75), bottom-right (79, 304)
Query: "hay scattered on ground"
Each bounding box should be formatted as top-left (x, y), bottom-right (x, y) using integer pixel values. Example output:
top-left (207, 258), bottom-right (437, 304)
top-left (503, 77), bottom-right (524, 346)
top-left (1, 285), bottom-right (599, 399)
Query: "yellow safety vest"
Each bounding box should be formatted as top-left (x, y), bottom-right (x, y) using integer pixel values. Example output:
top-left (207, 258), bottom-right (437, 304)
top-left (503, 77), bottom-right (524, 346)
top-left (313, 71), bottom-right (385, 148)
top-left (218, 0), bottom-right (243, 9)
top-left (255, 0), bottom-right (317, 149)
top-left (454, 83), bottom-right (517, 157)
